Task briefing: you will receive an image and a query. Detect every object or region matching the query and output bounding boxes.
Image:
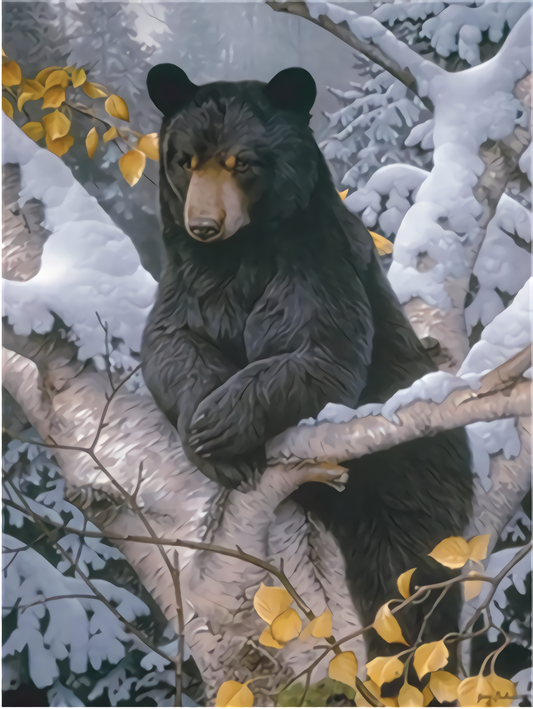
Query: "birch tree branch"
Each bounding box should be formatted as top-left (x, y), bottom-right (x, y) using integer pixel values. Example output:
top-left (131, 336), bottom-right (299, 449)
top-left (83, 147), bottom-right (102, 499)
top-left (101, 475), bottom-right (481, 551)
top-left (267, 1), bottom-right (438, 111)
top-left (267, 347), bottom-right (531, 466)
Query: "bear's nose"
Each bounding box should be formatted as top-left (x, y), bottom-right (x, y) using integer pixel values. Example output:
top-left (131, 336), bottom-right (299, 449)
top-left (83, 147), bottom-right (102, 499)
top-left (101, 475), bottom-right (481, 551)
top-left (188, 218), bottom-right (222, 241)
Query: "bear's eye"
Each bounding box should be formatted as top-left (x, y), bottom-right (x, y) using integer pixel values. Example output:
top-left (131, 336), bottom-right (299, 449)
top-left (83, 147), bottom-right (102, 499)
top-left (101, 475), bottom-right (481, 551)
top-left (234, 157), bottom-right (248, 172)
top-left (179, 154), bottom-right (197, 170)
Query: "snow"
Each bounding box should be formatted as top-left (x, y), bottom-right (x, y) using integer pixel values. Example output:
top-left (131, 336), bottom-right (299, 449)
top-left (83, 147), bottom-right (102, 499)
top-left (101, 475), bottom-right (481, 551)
top-left (2, 116), bottom-right (157, 363)
top-left (460, 278), bottom-right (532, 377)
top-left (480, 546), bottom-right (531, 642)
top-left (387, 9), bottom-right (531, 310)
top-left (466, 195), bottom-right (531, 333)
top-left (2, 533), bottom-right (150, 687)
top-left (344, 164), bottom-right (428, 232)
top-left (459, 278), bottom-right (532, 488)
top-left (307, 3), bottom-right (443, 97)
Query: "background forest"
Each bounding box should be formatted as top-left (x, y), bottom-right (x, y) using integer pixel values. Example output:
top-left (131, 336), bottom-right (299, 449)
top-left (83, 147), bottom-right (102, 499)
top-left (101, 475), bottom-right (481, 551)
top-left (2, 2), bottom-right (531, 708)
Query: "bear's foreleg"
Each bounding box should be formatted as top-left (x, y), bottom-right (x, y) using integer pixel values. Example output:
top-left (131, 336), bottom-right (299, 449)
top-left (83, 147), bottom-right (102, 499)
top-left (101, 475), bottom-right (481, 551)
top-left (187, 344), bottom-right (368, 460)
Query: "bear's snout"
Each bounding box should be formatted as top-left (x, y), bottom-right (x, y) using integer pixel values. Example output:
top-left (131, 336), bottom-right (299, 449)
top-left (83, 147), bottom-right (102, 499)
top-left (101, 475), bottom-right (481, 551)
top-left (188, 217), bottom-right (223, 241)
top-left (184, 159), bottom-right (250, 243)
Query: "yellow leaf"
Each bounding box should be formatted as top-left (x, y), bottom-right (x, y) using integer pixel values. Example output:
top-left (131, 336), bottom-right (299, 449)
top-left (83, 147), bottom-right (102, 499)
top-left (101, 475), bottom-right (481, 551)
top-left (83, 81), bottom-right (108, 99)
top-left (42, 86), bottom-right (65, 109)
top-left (35, 66), bottom-right (62, 84)
top-left (397, 568), bottom-right (416, 599)
top-left (468, 534), bottom-right (490, 562)
top-left (215, 680), bottom-right (254, 708)
top-left (103, 126), bottom-right (118, 143)
top-left (2, 48), bottom-right (6, 57)
top-left (369, 231), bottom-right (394, 255)
top-left (428, 536), bottom-right (471, 569)
top-left (86, 127), bottom-right (99, 159)
top-left (464, 578), bottom-right (484, 601)
top-left (44, 69), bottom-right (69, 89)
top-left (17, 79), bottom-right (45, 111)
top-left (42, 110), bottom-right (71, 140)
top-left (355, 679), bottom-right (398, 707)
top-left (413, 641), bottom-right (449, 680)
top-left (72, 68), bottom-right (87, 88)
top-left (486, 673), bottom-right (516, 707)
top-left (429, 671), bottom-right (460, 703)
top-left (398, 682), bottom-right (424, 707)
top-left (366, 655), bottom-right (404, 688)
top-left (2, 96), bottom-right (13, 119)
top-left (21, 121), bottom-right (44, 141)
top-left (422, 684), bottom-right (433, 707)
top-left (328, 651), bottom-right (358, 691)
top-left (138, 132), bottom-right (159, 161)
top-left (3, 60), bottom-right (21, 86)
top-left (374, 602), bottom-right (409, 646)
top-left (338, 189), bottom-right (349, 200)
top-left (105, 93), bottom-right (129, 121)
top-left (458, 675), bottom-right (492, 707)
top-left (45, 133), bottom-right (74, 157)
top-left (271, 608), bottom-right (302, 644)
top-left (258, 626), bottom-right (283, 649)
top-left (253, 583), bottom-right (293, 625)
top-left (300, 608), bottom-right (333, 640)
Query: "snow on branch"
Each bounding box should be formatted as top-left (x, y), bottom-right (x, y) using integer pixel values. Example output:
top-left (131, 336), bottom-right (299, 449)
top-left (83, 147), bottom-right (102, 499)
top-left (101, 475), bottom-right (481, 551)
top-left (267, 1), bottom-right (440, 110)
top-left (267, 346), bottom-right (531, 467)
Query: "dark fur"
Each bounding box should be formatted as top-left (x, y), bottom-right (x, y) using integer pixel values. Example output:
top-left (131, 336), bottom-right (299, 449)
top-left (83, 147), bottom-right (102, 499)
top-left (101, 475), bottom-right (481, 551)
top-left (142, 68), bottom-right (473, 665)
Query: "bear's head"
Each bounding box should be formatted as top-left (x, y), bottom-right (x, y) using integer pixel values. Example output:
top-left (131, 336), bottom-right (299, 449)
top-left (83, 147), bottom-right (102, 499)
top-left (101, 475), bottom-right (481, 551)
top-left (147, 64), bottom-right (326, 245)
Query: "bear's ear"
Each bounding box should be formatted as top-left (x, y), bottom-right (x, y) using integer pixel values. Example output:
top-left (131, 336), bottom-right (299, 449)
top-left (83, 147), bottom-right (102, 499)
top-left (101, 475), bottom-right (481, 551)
top-left (264, 68), bottom-right (317, 117)
top-left (147, 64), bottom-right (198, 117)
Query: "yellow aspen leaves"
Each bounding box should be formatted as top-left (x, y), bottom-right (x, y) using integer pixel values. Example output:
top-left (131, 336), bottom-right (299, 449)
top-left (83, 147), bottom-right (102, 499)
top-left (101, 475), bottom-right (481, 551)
top-left (328, 651), bottom-right (358, 691)
top-left (71, 68), bottom-right (87, 88)
top-left (21, 121), bottom-right (44, 142)
top-left (429, 670), bottom-right (460, 703)
top-left (44, 69), bottom-right (69, 89)
top-left (42, 86), bottom-right (65, 109)
top-left (422, 684), bottom-right (433, 706)
top-left (254, 583), bottom-right (303, 648)
top-left (42, 110), bottom-right (71, 140)
top-left (17, 79), bottom-right (45, 111)
top-left (105, 94), bottom-right (129, 121)
top-left (366, 655), bottom-right (404, 687)
top-left (370, 231), bottom-right (394, 255)
top-left (398, 682), bottom-right (424, 707)
top-left (355, 679), bottom-right (398, 707)
top-left (300, 607), bottom-right (333, 640)
top-left (413, 641), bottom-right (449, 680)
top-left (137, 132), bottom-right (159, 161)
top-left (253, 583), bottom-right (293, 625)
top-left (119, 149), bottom-right (146, 186)
top-left (86, 127), bottom-right (99, 158)
top-left (46, 133), bottom-right (74, 157)
top-left (258, 626), bottom-right (283, 649)
top-left (457, 673), bottom-right (515, 707)
top-left (3, 60), bottom-right (21, 86)
top-left (35, 66), bottom-right (62, 84)
top-left (397, 568), bottom-right (416, 599)
top-left (215, 680), bottom-right (254, 708)
top-left (338, 189), bottom-right (348, 200)
top-left (374, 602), bottom-right (409, 646)
top-left (429, 534), bottom-right (490, 569)
top-left (2, 96), bottom-right (13, 119)
top-left (468, 534), bottom-right (490, 563)
top-left (83, 81), bottom-right (107, 99)
top-left (103, 126), bottom-right (118, 142)
top-left (270, 608), bottom-right (302, 644)
top-left (464, 571), bottom-right (484, 601)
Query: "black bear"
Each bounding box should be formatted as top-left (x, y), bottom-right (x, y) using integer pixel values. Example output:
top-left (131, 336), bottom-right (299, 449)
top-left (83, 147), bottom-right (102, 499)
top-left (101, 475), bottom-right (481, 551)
top-left (142, 64), bottom-right (473, 668)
